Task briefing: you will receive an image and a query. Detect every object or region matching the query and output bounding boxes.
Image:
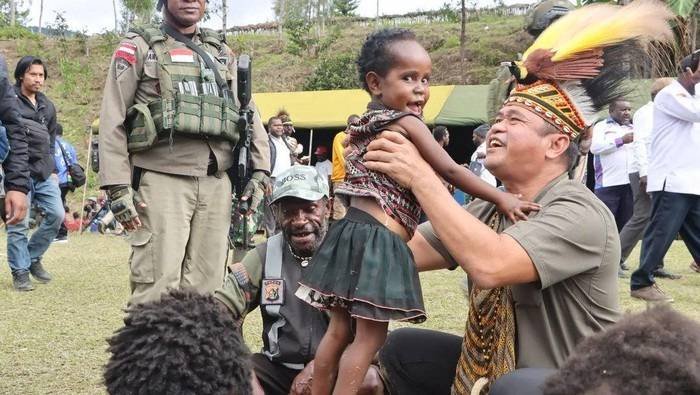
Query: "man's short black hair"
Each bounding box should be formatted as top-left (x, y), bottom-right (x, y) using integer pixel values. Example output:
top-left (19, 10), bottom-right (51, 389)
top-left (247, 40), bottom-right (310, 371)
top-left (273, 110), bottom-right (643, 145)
top-left (432, 125), bottom-right (448, 142)
top-left (14, 56), bottom-right (48, 85)
top-left (544, 305), bottom-right (700, 395)
top-left (608, 98), bottom-right (629, 112)
top-left (679, 49), bottom-right (700, 74)
top-left (104, 290), bottom-right (252, 395)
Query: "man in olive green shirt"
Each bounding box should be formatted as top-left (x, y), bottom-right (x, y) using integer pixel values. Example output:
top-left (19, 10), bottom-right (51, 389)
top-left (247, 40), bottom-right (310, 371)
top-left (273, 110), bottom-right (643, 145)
top-left (362, 104), bottom-right (621, 393)
top-left (99, 0), bottom-right (270, 304)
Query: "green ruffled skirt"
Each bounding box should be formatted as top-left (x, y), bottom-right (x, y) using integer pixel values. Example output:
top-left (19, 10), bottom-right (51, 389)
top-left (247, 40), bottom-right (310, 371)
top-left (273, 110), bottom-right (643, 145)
top-left (295, 207), bottom-right (426, 323)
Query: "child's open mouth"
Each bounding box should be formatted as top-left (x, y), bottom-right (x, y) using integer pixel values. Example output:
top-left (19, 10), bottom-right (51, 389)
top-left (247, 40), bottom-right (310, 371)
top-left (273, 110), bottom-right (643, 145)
top-left (407, 102), bottom-right (423, 115)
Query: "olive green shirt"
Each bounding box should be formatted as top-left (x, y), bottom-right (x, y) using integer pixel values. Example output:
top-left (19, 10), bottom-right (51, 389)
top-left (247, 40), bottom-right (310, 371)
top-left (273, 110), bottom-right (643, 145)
top-left (99, 26), bottom-right (270, 187)
top-left (418, 174), bottom-right (621, 368)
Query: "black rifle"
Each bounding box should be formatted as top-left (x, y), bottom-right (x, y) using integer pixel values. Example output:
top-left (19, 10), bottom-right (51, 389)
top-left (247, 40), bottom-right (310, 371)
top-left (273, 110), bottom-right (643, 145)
top-left (234, 54), bottom-right (254, 247)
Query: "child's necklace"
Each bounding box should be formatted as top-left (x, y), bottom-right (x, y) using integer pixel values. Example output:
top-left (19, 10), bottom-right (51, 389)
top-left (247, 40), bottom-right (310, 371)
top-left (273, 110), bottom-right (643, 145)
top-left (288, 245), bottom-right (312, 267)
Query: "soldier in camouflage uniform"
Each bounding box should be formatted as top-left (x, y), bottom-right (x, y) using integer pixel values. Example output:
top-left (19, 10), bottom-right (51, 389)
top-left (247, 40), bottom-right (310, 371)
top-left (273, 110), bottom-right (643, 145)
top-left (99, 0), bottom-right (270, 304)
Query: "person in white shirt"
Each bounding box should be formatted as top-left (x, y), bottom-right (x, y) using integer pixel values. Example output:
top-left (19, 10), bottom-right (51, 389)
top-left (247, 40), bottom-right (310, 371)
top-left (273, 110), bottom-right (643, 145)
top-left (313, 145), bottom-right (332, 183)
top-left (618, 78), bottom-right (680, 279)
top-left (469, 124), bottom-right (497, 187)
top-left (590, 100), bottom-right (634, 232)
top-left (631, 51), bottom-right (700, 302)
top-left (264, 116), bottom-right (294, 235)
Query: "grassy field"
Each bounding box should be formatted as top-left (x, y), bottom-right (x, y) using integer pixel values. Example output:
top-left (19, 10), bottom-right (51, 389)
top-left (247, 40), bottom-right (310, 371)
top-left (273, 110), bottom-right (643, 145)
top-left (0, 232), bottom-right (698, 394)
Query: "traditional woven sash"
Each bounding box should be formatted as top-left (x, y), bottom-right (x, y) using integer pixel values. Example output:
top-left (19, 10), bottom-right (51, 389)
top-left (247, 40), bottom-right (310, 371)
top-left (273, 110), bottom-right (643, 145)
top-left (451, 213), bottom-right (516, 395)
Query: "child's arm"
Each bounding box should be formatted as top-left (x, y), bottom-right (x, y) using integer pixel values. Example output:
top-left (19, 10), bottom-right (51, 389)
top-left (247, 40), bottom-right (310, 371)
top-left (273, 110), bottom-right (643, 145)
top-left (393, 116), bottom-right (539, 221)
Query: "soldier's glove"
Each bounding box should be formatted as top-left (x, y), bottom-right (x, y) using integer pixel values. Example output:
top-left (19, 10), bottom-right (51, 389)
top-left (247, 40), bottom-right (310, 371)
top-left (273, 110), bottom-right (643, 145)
top-left (241, 171), bottom-right (269, 214)
top-left (108, 185), bottom-right (140, 225)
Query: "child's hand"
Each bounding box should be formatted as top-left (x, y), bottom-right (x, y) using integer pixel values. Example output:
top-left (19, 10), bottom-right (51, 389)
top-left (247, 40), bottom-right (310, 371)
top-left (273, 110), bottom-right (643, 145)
top-left (496, 193), bottom-right (541, 223)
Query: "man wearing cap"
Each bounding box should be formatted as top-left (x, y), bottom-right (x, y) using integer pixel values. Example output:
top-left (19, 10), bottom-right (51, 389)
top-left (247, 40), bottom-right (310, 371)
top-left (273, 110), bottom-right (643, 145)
top-left (215, 165), bottom-right (381, 395)
top-left (313, 145), bottom-right (331, 182)
top-left (98, 0), bottom-right (270, 304)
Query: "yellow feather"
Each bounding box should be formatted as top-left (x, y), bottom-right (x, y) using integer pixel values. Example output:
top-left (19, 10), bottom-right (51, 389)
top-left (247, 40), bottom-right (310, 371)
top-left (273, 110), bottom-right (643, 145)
top-left (523, 3), bottom-right (617, 61)
top-left (551, 0), bottom-right (673, 62)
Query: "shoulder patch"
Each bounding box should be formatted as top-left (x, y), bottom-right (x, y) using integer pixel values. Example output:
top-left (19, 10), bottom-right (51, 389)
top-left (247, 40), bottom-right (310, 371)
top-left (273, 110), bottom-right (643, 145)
top-left (114, 42), bottom-right (137, 65)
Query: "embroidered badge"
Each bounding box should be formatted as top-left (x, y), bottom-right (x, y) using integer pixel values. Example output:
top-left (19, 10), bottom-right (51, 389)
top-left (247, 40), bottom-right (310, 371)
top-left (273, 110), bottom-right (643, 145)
top-left (146, 49), bottom-right (157, 62)
top-left (169, 48), bottom-right (195, 63)
top-left (261, 279), bottom-right (284, 305)
top-left (114, 42), bottom-right (137, 65)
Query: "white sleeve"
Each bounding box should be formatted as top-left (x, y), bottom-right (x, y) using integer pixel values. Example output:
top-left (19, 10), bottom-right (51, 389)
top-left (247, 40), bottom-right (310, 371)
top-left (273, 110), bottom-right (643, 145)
top-left (632, 108), bottom-right (650, 177)
top-left (655, 88), bottom-right (700, 123)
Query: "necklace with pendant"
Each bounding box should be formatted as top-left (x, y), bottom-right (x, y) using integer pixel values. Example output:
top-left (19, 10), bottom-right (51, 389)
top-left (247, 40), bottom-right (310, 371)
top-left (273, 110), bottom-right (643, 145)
top-left (288, 245), bottom-right (312, 267)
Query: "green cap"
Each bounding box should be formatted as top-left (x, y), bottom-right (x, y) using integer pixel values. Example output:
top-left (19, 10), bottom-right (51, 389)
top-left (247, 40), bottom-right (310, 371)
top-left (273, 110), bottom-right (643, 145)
top-left (270, 166), bottom-right (329, 205)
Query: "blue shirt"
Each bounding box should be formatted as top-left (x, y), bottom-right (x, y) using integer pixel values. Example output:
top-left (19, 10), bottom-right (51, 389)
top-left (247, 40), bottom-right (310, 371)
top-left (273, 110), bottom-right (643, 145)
top-left (54, 137), bottom-right (78, 185)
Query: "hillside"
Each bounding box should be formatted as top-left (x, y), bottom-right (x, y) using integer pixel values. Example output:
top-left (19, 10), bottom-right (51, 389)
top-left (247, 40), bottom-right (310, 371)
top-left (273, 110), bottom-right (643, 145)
top-left (0, 15), bottom-right (533, 203)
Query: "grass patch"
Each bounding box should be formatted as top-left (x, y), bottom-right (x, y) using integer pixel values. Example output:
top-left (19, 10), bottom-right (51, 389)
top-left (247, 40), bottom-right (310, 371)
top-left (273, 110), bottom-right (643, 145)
top-left (0, 233), bottom-right (698, 393)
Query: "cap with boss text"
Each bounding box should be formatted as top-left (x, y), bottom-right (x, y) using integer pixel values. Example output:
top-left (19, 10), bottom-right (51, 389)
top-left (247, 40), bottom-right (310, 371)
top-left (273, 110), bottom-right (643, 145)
top-left (270, 166), bottom-right (329, 205)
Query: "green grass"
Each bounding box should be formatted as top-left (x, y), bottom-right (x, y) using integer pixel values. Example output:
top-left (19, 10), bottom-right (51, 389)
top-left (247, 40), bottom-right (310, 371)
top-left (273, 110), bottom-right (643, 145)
top-left (0, 233), bottom-right (697, 394)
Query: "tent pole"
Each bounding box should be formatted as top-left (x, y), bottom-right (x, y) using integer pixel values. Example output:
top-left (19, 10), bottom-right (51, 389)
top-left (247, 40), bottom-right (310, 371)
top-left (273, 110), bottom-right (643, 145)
top-left (79, 129), bottom-right (92, 233)
top-left (308, 128), bottom-right (314, 163)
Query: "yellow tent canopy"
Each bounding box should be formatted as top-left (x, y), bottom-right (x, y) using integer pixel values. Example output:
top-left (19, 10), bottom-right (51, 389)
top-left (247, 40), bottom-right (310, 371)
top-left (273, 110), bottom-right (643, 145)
top-left (252, 86), bottom-right (456, 129)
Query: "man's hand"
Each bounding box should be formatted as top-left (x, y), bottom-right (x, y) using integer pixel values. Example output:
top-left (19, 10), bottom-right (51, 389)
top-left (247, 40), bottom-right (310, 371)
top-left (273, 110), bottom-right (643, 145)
top-left (622, 132), bottom-right (634, 144)
top-left (364, 131), bottom-right (433, 190)
top-left (289, 361), bottom-right (314, 395)
top-left (639, 175), bottom-right (648, 194)
top-left (108, 185), bottom-right (146, 231)
top-left (240, 171), bottom-right (270, 215)
top-left (4, 190), bottom-right (28, 225)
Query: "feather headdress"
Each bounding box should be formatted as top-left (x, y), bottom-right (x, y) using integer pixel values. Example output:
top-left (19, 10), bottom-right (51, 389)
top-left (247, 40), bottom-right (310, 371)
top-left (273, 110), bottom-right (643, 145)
top-left (503, 0), bottom-right (674, 139)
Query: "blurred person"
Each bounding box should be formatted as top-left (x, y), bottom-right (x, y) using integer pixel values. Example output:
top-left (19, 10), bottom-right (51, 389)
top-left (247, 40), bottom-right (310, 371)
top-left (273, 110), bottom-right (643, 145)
top-left (590, 99), bottom-right (634, 233)
top-left (469, 123), bottom-right (497, 187)
top-left (6, 56), bottom-right (62, 291)
top-left (65, 211), bottom-right (81, 232)
top-left (631, 50), bottom-right (700, 302)
top-left (618, 78), bottom-right (679, 279)
top-left (313, 145), bottom-right (331, 182)
top-left (432, 125), bottom-right (450, 148)
top-left (53, 123), bottom-right (79, 243)
top-left (265, 116), bottom-right (294, 236)
top-left (330, 114), bottom-right (359, 221)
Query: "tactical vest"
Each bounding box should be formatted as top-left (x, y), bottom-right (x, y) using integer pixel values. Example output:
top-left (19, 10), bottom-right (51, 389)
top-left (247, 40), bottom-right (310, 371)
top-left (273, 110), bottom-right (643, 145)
top-left (125, 24), bottom-right (240, 152)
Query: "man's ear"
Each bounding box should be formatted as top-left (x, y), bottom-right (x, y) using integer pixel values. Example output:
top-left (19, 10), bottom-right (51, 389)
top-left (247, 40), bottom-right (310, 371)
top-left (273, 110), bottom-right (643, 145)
top-left (545, 133), bottom-right (570, 160)
top-left (324, 198), bottom-right (332, 220)
top-left (365, 72), bottom-right (382, 97)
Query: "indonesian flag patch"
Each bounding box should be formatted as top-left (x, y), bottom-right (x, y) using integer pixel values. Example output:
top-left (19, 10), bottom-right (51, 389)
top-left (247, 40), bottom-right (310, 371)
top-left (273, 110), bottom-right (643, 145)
top-left (114, 42), bottom-right (137, 65)
top-left (169, 48), bottom-right (195, 63)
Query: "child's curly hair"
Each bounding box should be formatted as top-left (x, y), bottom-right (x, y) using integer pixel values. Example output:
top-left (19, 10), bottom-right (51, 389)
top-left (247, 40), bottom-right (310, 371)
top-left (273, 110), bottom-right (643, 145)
top-left (104, 290), bottom-right (252, 395)
top-left (357, 28), bottom-right (417, 92)
top-left (544, 305), bottom-right (700, 395)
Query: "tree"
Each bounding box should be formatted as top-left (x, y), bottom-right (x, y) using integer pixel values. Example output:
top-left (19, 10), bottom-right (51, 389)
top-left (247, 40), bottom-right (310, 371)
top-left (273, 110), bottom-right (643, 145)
top-left (120, 0), bottom-right (155, 31)
top-left (331, 0), bottom-right (358, 17)
top-left (0, 0), bottom-right (29, 26)
top-left (38, 0), bottom-right (43, 34)
top-left (113, 0), bottom-right (119, 32)
top-left (460, 0), bottom-right (466, 84)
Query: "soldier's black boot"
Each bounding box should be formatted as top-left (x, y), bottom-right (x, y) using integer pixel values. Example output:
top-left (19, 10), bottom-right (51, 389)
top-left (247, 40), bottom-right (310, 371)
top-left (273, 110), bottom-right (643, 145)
top-left (12, 271), bottom-right (35, 291)
top-left (29, 259), bottom-right (52, 283)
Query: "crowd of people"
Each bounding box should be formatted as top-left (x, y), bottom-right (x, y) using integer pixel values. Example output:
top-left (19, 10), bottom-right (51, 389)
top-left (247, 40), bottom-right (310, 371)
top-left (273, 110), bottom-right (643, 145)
top-left (2, 0), bottom-right (700, 394)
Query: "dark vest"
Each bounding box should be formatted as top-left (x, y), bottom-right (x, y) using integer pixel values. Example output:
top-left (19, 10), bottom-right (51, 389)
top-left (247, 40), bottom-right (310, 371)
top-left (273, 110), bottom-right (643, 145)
top-left (260, 233), bottom-right (329, 368)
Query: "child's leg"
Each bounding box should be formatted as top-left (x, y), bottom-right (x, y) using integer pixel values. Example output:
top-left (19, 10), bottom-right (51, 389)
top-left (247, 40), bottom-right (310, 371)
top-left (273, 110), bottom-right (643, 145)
top-left (333, 318), bottom-right (389, 395)
top-left (313, 307), bottom-right (353, 395)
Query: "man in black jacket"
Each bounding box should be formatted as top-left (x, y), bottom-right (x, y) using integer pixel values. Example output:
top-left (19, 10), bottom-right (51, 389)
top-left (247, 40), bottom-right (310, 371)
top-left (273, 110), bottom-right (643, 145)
top-left (6, 56), bottom-right (63, 291)
top-left (0, 55), bottom-right (29, 226)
